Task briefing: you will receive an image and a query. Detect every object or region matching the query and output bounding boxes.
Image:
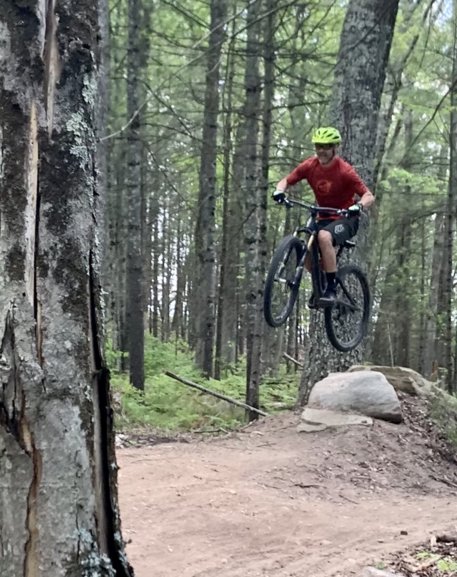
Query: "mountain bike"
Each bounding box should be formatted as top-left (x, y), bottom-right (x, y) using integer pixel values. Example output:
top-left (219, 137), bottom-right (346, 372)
top-left (263, 198), bottom-right (370, 352)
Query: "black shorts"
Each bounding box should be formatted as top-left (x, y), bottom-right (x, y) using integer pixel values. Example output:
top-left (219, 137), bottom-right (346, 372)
top-left (316, 217), bottom-right (359, 246)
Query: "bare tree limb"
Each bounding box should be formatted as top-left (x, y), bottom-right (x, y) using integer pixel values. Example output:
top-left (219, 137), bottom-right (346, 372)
top-left (283, 352), bottom-right (303, 368)
top-left (164, 371), bottom-right (269, 417)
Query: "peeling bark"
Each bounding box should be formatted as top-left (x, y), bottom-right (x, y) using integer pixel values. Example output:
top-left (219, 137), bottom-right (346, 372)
top-left (43, 0), bottom-right (61, 136)
top-left (0, 1), bottom-right (134, 575)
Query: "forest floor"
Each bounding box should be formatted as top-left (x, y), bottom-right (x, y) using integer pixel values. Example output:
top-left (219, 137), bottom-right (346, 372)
top-left (117, 395), bottom-right (457, 577)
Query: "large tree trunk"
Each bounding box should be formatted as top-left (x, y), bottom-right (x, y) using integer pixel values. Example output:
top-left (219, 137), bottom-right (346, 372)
top-left (299, 0), bottom-right (400, 402)
top-left (0, 1), bottom-right (133, 575)
top-left (332, 0), bottom-right (400, 188)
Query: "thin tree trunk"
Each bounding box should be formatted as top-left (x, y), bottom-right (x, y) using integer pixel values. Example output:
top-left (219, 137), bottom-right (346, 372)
top-left (172, 214), bottom-right (186, 339)
top-left (229, 118), bottom-right (248, 362)
top-left (445, 0), bottom-right (457, 392)
top-left (193, 0), bottom-right (227, 377)
top-left (151, 198), bottom-right (160, 337)
top-left (420, 208), bottom-right (445, 376)
top-left (257, 0), bottom-right (276, 378)
top-left (126, 0), bottom-right (145, 390)
top-left (392, 111), bottom-right (415, 366)
top-left (215, 15), bottom-right (239, 380)
top-left (161, 199), bottom-right (172, 341)
top-left (243, 0), bottom-right (264, 419)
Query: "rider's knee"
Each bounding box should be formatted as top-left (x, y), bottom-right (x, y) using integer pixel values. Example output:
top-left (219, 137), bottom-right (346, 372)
top-left (318, 230), bottom-right (333, 247)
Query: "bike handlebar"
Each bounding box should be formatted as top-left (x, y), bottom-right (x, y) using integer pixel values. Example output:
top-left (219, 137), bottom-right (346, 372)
top-left (282, 196), bottom-right (350, 217)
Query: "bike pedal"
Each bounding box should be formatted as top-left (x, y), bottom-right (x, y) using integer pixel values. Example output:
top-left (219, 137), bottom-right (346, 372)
top-left (318, 297), bottom-right (336, 308)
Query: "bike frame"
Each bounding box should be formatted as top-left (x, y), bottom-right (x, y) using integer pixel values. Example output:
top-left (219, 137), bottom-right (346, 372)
top-left (286, 199), bottom-right (351, 303)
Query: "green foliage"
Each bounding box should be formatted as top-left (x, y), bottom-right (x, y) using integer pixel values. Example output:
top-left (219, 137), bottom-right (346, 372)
top-left (110, 336), bottom-right (298, 432)
top-left (412, 551), bottom-right (457, 573)
top-left (381, 167), bottom-right (442, 199)
top-left (429, 390), bottom-right (457, 447)
top-left (416, 550), bottom-right (436, 560)
top-left (105, 339), bottom-right (124, 369)
top-left (436, 557), bottom-right (457, 573)
top-left (105, 0), bottom-right (457, 401)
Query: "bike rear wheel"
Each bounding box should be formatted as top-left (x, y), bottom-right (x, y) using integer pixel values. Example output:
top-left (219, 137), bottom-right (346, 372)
top-left (324, 264), bottom-right (370, 352)
top-left (263, 235), bottom-right (304, 328)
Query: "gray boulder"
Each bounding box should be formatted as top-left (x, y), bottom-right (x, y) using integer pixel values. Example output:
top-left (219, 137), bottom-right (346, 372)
top-left (307, 370), bottom-right (402, 424)
top-left (347, 365), bottom-right (432, 396)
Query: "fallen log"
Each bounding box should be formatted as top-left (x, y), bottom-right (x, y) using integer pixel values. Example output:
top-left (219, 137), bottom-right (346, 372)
top-left (164, 371), bottom-right (269, 417)
top-left (282, 352), bottom-right (303, 368)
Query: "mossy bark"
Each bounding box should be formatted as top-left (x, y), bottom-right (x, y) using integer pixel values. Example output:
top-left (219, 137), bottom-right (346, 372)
top-left (0, 2), bottom-right (134, 575)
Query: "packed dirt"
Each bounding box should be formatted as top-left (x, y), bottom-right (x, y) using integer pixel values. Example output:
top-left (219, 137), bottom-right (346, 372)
top-left (117, 397), bottom-right (457, 577)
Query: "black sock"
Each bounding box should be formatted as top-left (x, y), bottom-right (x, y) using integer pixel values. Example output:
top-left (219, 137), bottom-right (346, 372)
top-left (326, 272), bottom-right (336, 289)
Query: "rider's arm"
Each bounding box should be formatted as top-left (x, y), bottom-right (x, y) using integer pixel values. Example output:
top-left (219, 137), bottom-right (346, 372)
top-left (358, 189), bottom-right (375, 210)
top-left (276, 176), bottom-right (289, 192)
top-left (343, 163), bottom-right (375, 211)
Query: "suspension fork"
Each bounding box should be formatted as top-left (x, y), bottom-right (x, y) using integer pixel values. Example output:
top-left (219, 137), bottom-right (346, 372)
top-left (308, 232), bottom-right (325, 298)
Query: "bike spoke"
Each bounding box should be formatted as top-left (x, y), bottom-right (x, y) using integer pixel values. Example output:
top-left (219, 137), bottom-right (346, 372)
top-left (264, 236), bottom-right (304, 327)
top-left (270, 259), bottom-right (296, 312)
top-left (324, 265), bottom-right (370, 351)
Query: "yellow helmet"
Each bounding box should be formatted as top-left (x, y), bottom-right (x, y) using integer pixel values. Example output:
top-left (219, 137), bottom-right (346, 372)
top-left (311, 126), bottom-right (342, 145)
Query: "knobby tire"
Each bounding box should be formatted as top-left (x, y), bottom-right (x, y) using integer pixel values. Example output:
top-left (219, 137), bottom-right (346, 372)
top-left (263, 235), bottom-right (304, 328)
top-left (324, 264), bottom-right (370, 352)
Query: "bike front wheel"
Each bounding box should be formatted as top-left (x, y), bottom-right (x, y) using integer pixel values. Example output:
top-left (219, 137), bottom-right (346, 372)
top-left (324, 264), bottom-right (370, 352)
top-left (263, 235), bottom-right (305, 328)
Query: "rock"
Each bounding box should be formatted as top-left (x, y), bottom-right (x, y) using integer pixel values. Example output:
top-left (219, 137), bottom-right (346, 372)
top-left (298, 407), bottom-right (373, 432)
top-left (296, 420), bottom-right (328, 433)
top-left (115, 433), bottom-right (129, 448)
top-left (360, 568), bottom-right (405, 577)
top-left (347, 365), bottom-right (432, 396)
top-left (307, 371), bottom-right (403, 423)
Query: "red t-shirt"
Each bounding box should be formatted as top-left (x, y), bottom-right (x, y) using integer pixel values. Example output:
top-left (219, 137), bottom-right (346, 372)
top-left (286, 156), bottom-right (368, 218)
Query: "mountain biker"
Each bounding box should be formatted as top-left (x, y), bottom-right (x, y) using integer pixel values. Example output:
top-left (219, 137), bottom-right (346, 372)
top-left (273, 126), bottom-right (375, 306)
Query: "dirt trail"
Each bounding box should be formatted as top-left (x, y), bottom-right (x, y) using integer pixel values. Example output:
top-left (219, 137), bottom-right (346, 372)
top-left (117, 411), bottom-right (457, 577)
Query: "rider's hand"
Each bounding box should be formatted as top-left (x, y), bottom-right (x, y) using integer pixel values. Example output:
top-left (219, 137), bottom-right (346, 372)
top-left (347, 202), bottom-right (363, 216)
top-left (272, 190), bottom-right (286, 204)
